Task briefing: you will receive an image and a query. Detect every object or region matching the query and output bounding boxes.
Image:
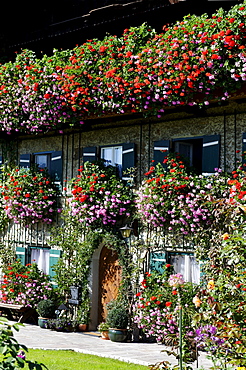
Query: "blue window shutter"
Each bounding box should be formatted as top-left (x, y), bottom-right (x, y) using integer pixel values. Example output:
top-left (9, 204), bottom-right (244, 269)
top-left (153, 140), bottom-right (170, 167)
top-left (242, 133), bottom-right (246, 165)
top-left (82, 147), bottom-right (97, 163)
top-left (49, 249), bottom-right (61, 285)
top-left (19, 154), bottom-right (31, 168)
top-left (202, 135), bottom-right (220, 173)
top-left (122, 143), bottom-right (135, 180)
top-left (149, 251), bottom-right (166, 274)
top-left (50, 151), bottom-right (63, 189)
top-left (16, 247), bottom-right (26, 265)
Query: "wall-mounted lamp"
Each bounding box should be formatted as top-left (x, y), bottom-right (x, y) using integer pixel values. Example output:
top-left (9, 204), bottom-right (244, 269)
top-left (120, 225), bottom-right (133, 239)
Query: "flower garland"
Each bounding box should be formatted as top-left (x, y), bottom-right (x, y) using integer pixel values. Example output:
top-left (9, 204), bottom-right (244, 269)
top-left (68, 161), bottom-right (134, 228)
top-left (0, 3), bottom-right (246, 133)
top-left (0, 166), bottom-right (60, 226)
top-left (0, 49), bottom-right (72, 134)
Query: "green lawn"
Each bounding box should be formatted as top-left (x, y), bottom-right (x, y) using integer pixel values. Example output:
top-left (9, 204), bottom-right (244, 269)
top-left (24, 349), bottom-right (149, 370)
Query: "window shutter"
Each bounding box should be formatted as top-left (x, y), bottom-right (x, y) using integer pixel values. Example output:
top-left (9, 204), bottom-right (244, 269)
top-left (19, 154), bottom-right (31, 168)
top-left (153, 140), bottom-right (170, 167)
top-left (16, 246), bottom-right (26, 265)
top-left (242, 133), bottom-right (246, 165)
top-left (202, 135), bottom-right (220, 174)
top-left (149, 251), bottom-right (166, 274)
top-left (122, 143), bottom-right (135, 180)
top-left (49, 249), bottom-right (61, 286)
top-left (199, 261), bottom-right (205, 284)
top-left (82, 147), bottom-right (97, 163)
top-left (50, 151), bottom-right (62, 189)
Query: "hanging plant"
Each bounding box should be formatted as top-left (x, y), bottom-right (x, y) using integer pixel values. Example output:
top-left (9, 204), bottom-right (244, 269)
top-left (0, 166), bottom-right (60, 226)
top-left (68, 161), bottom-right (134, 229)
top-left (135, 153), bottom-right (230, 236)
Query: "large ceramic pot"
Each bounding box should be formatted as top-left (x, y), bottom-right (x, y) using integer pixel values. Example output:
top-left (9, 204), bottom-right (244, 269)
top-left (38, 317), bottom-right (49, 329)
top-left (108, 328), bottom-right (127, 342)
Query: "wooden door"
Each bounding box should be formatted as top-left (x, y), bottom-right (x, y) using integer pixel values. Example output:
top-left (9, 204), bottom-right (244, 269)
top-left (98, 246), bottom-right (121, 323)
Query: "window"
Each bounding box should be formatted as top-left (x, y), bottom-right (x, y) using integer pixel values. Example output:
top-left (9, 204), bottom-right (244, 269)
top-left (35, 154), bottom-right (50, 170)
top-left (20, 151), bottom-right (63, 189)
top-left (149, 250), bottom-right (200, 284)
top-left (16, 246), bottom-right (61, 283)
top-left (30, 248), bottom-right (50, 275)
top-left (154, 135), bottom-right (220, 174)
top-left (82, 143), bottom-right (135, 180)
top-left (173, 138), bottom-right (203, 173)
top-left (101, 145), bottom-right (123, 176)
top-left (169, 254), bottom-right (200, 284)
top-left (101, 146), bottom-right (122, 167)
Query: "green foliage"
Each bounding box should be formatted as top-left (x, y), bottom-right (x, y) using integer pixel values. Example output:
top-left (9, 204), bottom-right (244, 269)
top-left (0, 317), bottom-right (47, 370)
top-left (106, 300), bottom-right (129, 329)
top-left (49, 221), bottom-right (102, 324)
top-left (36, 300), bottom-right (56, 319)
top-left (97, 322), bottom-right (110, 332)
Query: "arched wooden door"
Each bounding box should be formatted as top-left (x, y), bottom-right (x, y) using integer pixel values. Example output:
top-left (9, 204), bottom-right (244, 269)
top-left (98, 246), bottom-right (122, 323)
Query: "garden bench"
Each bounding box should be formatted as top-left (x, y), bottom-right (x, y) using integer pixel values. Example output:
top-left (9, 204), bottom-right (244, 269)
top-left (0, 302), bottom-right (37, 324)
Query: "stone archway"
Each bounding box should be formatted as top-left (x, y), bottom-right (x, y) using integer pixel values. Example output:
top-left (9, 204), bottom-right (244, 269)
top-left (98, 246), bottom-right (122, 323)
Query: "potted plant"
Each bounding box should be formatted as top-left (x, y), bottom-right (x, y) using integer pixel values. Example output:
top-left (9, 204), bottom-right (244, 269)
top-left (106, 300), bottom-right (129, 342)
top-left (47, 317), bottom-right (78, 332)
top-left (97, 322), bottom-right (110, 340)
top-left (36, 299), bottom-right (56, 329)
top-left (76, 301), bottom-right (90, 331)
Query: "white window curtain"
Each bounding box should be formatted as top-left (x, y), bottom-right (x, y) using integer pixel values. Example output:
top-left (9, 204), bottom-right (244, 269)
top-left (31, 249), bottom-right (50, 275)
top-left (170, 254), bottom-right (200, 284)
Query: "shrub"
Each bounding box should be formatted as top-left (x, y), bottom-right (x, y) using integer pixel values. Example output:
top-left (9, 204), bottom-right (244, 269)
top-left (106, 300), bottom-right (129, 329)
top-left (36, 299), bottom-right (56, 318)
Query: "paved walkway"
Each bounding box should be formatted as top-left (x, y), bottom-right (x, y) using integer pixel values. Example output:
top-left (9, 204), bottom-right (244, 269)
top-left (12, 322), bottom-right (213, 368)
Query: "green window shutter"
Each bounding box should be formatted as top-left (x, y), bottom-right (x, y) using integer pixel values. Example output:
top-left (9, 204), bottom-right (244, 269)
top-left (82, 147), bottom-right (97, 163)
top-left (15, 246), bottom-right (26, 265)
top-left (19, 154), bottom-right (31, 168)
top-left (153, 140), bottom-right (170, 167)
top-left (49, 249), bottom-right (61, 285)
top-left (149, 251), bottom-right (166, 274)
top-left (50, 151), bottom-right (63, 190)
top-left (199, 261), bottom-right (206, 284)
top-left (122, 143), bottom-right (135, 180)
top-left (202, 135), bottom-right (220, 173)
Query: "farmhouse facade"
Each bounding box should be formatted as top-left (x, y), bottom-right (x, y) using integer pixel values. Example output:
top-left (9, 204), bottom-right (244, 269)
top-left (1, 95), bottom-right (246, 328)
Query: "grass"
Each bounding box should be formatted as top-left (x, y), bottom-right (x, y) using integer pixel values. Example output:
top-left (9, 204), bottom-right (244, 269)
top-left (23, 349), bottom-right (149, 370)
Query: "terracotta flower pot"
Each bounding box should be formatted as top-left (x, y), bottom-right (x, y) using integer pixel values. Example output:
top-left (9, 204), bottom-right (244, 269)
top-left (100, 330), bottom-right (110, 340)
top-left (78, 323), bottom-right (87, 332)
